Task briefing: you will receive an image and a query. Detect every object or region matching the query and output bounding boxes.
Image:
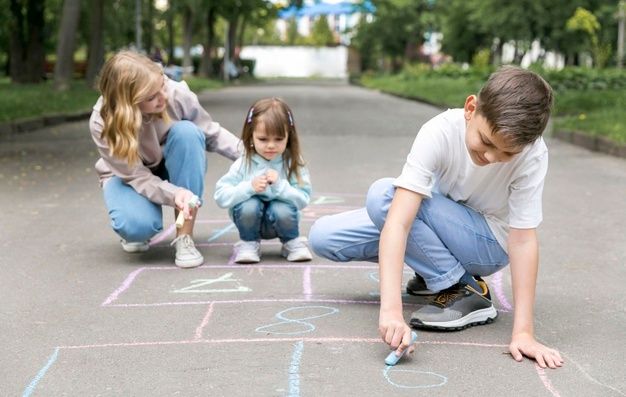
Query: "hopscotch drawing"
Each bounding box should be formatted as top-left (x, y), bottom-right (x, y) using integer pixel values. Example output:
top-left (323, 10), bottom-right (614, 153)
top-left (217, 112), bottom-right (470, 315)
top-left (23, 193), bottom-right (575, 396)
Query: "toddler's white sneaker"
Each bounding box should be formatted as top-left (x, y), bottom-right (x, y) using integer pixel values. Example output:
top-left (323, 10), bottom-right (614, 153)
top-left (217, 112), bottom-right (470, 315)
top-left (171, 234), bottom-right (204, 268)
top-left (234, 240), bottom-right (261, 264)
top-left (281, 237), bottom-right (313, 262)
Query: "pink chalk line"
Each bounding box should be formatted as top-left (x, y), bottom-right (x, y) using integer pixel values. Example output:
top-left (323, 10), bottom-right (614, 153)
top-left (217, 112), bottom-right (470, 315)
top-left (57, 338), bottom-right (508, 350)
top-left (303, 266), bottom-right (312, 300)
top-left (534, 363), bottom-right (561, 397)
top-left (194, 302), bottom-right (215, 340)
top-left (101, 268), bottom-right (146, 306)
top-left (491, 270), bottom-right (513, 312)
top-left (107, 297), bottom-right (427, 308)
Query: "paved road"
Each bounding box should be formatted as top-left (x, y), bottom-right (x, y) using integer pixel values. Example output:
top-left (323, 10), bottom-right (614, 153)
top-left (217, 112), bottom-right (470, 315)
top-left (1, 81), bottom-right (625, 396)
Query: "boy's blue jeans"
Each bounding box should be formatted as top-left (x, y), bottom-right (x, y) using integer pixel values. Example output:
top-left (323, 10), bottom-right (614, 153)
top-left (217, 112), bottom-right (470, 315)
top-left (232, 196), bottom-right (299, 243)
top-left (309, 178), bottom-right (509, 292)
top-left (102, 121), bottom-right (207, 242)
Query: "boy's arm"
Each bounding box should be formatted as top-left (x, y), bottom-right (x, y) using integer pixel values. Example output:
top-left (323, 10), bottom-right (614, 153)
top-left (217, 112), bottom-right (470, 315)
top-left (508, 227), bottom-right (564, 369)
top-left (378, 187), bottom-right (422, 356)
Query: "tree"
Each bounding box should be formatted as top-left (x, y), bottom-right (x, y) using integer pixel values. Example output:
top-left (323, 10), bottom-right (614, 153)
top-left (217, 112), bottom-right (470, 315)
top-left (310, 16), bottom-right (335, 46)
top-left (9, 0), bottom-right (46, 83)
top-left (53, 0), bottom-right (81, 90)
top-left (85, 0), bottom-right (104, 87)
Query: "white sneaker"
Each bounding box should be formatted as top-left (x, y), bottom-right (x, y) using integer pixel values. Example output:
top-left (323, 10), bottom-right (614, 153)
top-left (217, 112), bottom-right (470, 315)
top-left (234, 240), bottom-right (261, 264)
top-left (281, 237), bottom-right (313, 262)
top-left (170, 234), bottom-right (204, 268)
top-left (121, 239), bottom-right (150, 253)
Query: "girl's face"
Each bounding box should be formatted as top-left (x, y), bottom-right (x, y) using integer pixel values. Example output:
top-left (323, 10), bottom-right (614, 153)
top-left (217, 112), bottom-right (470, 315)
top-left (252, 121), bottom-right (288, 161)
top-left (139, 75), bottom-right (167, 115)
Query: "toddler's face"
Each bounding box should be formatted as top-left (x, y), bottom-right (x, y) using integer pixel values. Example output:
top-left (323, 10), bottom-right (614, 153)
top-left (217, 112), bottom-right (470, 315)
top-left (252, 121), bottom-right (288, 161)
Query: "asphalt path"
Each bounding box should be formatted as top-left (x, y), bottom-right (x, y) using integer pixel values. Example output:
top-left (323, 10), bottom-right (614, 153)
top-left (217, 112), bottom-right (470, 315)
top-left (1, 81), bottom-right (625, 396)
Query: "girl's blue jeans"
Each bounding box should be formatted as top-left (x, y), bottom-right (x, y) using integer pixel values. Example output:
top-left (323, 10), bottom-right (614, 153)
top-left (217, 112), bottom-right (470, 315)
top-left (308, 178), bottom-right (509, 292)
top-left (102, 121), bottom-right (207, 242)
top-left (232, 196), bottom-right (299, 243)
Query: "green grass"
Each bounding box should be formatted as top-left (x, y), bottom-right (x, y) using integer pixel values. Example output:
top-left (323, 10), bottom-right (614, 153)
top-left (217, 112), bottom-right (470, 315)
top-left (359, 74), bottom-right (626, 144)
top-left (0, 76), bottom-right (225, 123)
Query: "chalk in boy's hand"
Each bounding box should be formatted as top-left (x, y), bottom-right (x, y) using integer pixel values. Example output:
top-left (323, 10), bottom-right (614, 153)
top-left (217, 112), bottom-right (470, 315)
top-left (384, 331), bottom-right (418, 366)
top-left (175, 195), bottom-right (200, 228)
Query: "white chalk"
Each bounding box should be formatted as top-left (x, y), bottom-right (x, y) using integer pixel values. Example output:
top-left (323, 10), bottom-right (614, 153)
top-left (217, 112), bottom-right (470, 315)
top-left (175, 195), bottom-right (200, 228)
top-left (384, 331), bottom-right (418, 366)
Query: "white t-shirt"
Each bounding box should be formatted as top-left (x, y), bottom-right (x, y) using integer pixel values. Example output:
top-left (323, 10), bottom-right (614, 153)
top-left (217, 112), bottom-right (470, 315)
top-left (393, 108), bottom-right (548, 252)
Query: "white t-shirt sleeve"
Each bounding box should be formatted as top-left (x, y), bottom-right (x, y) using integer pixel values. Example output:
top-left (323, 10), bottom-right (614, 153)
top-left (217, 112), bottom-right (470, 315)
top-left (393, 117), bottom-right (445, 198)
top-left (508, 151), bottom-right (548, 229)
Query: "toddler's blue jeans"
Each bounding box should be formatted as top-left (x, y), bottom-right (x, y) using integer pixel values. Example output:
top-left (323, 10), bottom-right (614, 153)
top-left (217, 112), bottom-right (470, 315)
top-left (309, 178), bottom-right (509, 292)
top-left (102, 121), bottom-right (207, 242)
top-left (232, 196), bottom-right (299, 243)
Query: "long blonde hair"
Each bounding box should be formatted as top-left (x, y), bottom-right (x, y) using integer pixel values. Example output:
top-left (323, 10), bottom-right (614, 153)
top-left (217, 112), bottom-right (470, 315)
top-left (241, 97), bottom-right (305, 185)
top-left (97, 50), bottom-right (170, 165)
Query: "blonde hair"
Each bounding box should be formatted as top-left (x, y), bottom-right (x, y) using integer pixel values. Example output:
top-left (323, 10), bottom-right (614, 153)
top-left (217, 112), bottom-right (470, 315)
top-left (97, 50), bottom-right (170, 165)
top-left (242, 97), bottom-right (305, 185)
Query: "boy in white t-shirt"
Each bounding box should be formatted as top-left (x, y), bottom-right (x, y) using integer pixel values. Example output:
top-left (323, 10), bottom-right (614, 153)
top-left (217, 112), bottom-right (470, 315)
top-left (309, 66), bottom-right (564, 369)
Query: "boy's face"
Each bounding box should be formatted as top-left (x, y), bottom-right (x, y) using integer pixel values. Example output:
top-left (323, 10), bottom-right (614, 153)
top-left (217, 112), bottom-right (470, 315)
top-left (463, 95), bottom-right (523, 166)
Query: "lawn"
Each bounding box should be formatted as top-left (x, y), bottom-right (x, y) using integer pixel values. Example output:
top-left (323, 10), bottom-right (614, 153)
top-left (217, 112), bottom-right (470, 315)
top-left (359, 73), bottom-right (626, 144)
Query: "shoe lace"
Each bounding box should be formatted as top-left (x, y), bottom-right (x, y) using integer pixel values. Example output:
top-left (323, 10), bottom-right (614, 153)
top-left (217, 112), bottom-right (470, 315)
top-left (171, 234), bottom-right (194, 249)
top-left (430, 289), bottom-right (463, 308)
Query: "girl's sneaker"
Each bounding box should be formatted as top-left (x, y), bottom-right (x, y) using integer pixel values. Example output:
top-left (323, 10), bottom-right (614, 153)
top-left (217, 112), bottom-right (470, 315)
top-left (234, 240), bottom-right (261, 264)
top-left (281, 237), bottom-right (313, 262)
top-left (121, 239), bottom-right (150, 253)
top-left (170, 234), bottom-right (204, 268)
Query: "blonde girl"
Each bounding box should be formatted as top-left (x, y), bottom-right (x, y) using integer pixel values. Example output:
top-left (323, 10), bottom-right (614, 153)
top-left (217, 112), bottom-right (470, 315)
top-left (214, 97), bottom-right (313, 263)
top-left (89, 50), bottom-right (240, 268)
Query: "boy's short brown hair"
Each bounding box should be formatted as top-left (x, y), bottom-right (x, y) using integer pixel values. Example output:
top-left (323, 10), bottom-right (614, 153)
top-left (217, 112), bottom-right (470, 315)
top-left (476, 66), bottom-right (554, 147)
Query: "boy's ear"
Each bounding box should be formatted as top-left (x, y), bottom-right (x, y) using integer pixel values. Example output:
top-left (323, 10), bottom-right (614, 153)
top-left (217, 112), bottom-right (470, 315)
top-left (464, 95), bottom-right (477, 120)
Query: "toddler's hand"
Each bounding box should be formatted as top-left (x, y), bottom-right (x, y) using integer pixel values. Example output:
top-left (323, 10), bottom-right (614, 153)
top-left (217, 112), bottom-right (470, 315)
top-left (252, 175), bottom-right (268, 193)
top-left (265, 169), bottom-right (279, 185)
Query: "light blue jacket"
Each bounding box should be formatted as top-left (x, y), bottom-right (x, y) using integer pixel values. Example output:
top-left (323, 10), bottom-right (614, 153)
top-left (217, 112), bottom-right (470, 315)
top-left (214, 154), bottom-right (312, 212)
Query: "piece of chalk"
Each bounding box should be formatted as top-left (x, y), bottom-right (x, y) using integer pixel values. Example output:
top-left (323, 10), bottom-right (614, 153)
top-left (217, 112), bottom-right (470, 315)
top-left (384, 331), bottom-right (418, 366)
top-left (175, 195), bottom-right (200, 228)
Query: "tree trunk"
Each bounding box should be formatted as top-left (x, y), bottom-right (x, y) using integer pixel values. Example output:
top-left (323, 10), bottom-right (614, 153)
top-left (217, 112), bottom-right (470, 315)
top-left (85, 0), bottom-right (104, 87)
top-left (9, 0), bottom-right (46, 83)
top-left (144, 0), bottom-right (154, 54)
top-left (54, 0), bottom-right (81, 91)
top-left (167, 5), bottom-right (174, 64)
top-left (227, 17), bottom-right (238, 60)
top-left (182, 6), bottom-right (193, 72)
top-left (199, 6), bottom-right (216, 78)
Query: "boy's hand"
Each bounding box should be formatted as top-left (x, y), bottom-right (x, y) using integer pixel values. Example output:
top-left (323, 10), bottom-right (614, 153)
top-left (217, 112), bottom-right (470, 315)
top-left (379, 312), bottom-right (416, 356)
top-left (265, 169), bottom-right (279, 185)
top-left (509, 332), bottom-right (564, 369)
top-left (251, 175), bottom-right (268, 193)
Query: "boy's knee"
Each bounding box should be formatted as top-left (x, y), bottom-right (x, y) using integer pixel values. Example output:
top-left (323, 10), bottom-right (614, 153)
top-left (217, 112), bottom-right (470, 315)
top-left (309, 216), bottom-right (338, 260)
top-left (365, 177), bottom-right (395, 229)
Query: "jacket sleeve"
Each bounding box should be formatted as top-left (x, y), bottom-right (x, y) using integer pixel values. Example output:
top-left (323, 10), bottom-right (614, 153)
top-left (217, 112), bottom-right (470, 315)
top-left (270, 166), bottom-right (312, 210)
top-left (174, 81), bottom-right (242, 160)
top-left (89, 110), bottom-right (179, 206)
top-left (214, 158), bottom-right (256, 208)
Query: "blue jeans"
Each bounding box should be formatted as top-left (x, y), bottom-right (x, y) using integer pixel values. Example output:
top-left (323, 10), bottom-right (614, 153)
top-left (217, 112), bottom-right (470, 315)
top-left (102, 121), bottom-right (207, 242)
top-left (232, 196), bottom-right (299, 243)
top-left (309, 178), bottom-right (509, 291)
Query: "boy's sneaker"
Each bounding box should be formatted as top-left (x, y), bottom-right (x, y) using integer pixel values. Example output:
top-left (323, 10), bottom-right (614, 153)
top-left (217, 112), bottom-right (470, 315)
top-left (281, 237), bottom-right (313, 262)
top-left (170, 234), bottom-right (204, 268)
top-left (409, 277), bottom-right (497, 331)
top-left (234, 240), bottom-right (261, 264)
top-left (121, 239), bottom-right (150, 253)
top-left (406, 273), bottom-right (437, 296)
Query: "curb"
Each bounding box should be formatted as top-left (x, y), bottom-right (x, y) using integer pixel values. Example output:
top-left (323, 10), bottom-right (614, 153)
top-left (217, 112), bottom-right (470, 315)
top-left (351, 81), bottom-right (626, 160)
top-left (0, 111), bottom-right (92, 138)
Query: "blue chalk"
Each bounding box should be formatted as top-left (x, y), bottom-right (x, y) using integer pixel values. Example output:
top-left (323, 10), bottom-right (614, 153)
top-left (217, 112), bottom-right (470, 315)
top-left (384, 331), bottom-right (418, 366)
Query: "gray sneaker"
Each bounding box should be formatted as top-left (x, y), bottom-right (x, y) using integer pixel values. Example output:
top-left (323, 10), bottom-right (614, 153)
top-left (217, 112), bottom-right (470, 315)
top-left (170, 234), bottom-right (204, 268)
top-left (406, 273), bottom-right (437, 296)
top-left (409, 278), bottom-right (497, 331)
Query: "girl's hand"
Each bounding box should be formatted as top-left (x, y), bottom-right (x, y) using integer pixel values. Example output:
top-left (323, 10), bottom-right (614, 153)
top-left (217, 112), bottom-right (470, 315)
top-left (379, 311), bottom-right (415, 356)
top-left (174, 189), bottom-right (196, 219)
top-left (509, 332), bottom-right (564, 369)
top-left (265, 169), bottom-right (279, 185)
top-left (251, 175), bottom-right (268, 193)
